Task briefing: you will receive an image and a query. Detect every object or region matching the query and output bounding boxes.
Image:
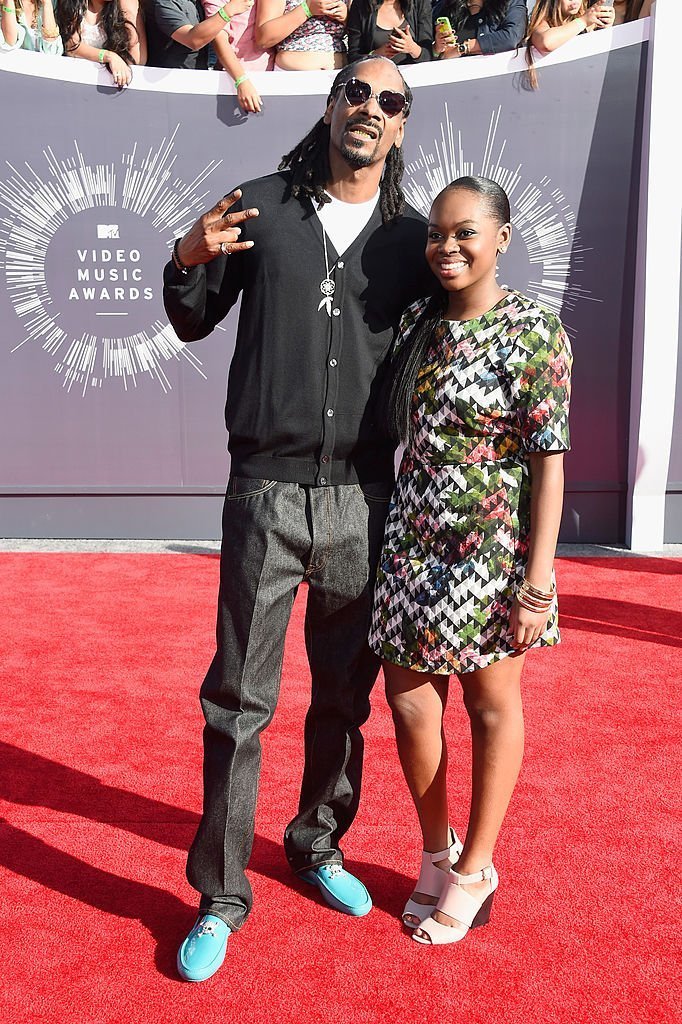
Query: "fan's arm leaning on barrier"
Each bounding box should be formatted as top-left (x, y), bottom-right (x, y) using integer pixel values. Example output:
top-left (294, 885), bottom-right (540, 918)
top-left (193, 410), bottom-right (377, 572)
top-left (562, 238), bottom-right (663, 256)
top-left (164, 190), bottom-right (259, 342)
top-left (65, 38), bottom-right (134, 87)
top-left (457, 0), bottom-right (528, 56)
top-left (170, 0), bottom-right (253, 51)
top-left (531, 3), bottom-right (614, 54)
top-left (433, 0), bottom-right (526, 57)
top-left (0, 1), bottom-right (21, 47)
top-left (212, 30), bottom-right (262, 112)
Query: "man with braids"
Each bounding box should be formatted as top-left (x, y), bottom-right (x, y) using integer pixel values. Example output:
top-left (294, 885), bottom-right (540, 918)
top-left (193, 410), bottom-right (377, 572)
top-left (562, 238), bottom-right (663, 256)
top-left (163, 56), bottom-right (433, 982)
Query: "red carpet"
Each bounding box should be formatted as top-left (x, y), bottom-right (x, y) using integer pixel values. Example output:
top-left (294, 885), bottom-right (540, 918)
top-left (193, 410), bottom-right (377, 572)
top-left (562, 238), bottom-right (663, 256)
top-left (1, 553), bottom-right (680, 1024)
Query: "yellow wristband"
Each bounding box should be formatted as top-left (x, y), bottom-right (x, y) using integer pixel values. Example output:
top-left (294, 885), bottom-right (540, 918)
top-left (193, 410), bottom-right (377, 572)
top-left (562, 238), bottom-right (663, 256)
top-left (300, 0), bottom-right (311, 17)
top-left (98, 49), bottom-right (106, 63)
top-left (218, 4), bottom-right (231, 22)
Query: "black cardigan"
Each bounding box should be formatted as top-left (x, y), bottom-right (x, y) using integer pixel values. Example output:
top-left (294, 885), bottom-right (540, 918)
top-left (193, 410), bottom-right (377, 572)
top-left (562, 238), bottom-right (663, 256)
top-left (347, 0), bottom-right (434, 64)
top-left (163, 172), bottom-right (434, 486)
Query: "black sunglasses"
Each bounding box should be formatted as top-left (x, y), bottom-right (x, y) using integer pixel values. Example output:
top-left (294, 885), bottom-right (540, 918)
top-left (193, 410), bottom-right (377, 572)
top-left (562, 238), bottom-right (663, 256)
top-left (338, 78), bottom-right (409, 118)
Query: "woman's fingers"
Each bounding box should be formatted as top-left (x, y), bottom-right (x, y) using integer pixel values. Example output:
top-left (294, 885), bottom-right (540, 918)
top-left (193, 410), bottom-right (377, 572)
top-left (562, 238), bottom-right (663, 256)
top-left (511, 600), bottom-right (548, 649)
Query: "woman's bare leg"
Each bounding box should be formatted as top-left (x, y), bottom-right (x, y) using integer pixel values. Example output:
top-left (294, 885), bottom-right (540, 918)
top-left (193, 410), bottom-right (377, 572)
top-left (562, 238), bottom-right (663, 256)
top-left (415, 653), bottom-right (526, 938)
top-left (383, 661), bottom-right (452, 921)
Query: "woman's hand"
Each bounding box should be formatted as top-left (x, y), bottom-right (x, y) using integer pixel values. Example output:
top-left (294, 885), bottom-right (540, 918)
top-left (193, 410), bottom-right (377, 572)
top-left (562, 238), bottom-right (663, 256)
top-left (224, 0), bottom-right (255, 16)
top-left (308, 0), bottom-right (340, 16)
top-left (105, 51), bottom-right (132, 88)
top-left (326, 1), bottom-right (347, 23)
top-left (509, 598), bottom-right (549, 651)
top-left (583, 3), bottom-right (616, 30)
top-left (237, 78), bottom-right (262, 113)
top-left (369, 43), bottom-right (395, 58)
top-left (434, 28), bottom-right (457, 56)
top-left (389, 24), bottom-right (421, 60)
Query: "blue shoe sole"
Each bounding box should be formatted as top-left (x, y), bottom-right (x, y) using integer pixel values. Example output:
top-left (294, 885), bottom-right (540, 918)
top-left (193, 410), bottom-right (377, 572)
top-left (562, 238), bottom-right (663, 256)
top-left (300, 870), bottom-right (373, 918)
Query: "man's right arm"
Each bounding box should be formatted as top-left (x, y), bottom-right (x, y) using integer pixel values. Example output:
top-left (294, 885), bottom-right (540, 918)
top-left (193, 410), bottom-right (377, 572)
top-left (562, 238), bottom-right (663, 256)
top-left (162, 189), bottom-right (259, 342)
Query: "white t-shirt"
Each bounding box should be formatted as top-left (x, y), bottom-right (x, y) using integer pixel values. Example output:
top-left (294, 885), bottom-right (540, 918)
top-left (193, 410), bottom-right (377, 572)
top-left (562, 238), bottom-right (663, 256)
top-left (316, 190), bottom-right (380, 256)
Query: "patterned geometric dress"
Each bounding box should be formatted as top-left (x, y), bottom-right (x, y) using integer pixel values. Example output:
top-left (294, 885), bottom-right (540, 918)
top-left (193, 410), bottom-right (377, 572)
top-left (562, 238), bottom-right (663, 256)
top-left (369, 291), bottom-right (572, 675)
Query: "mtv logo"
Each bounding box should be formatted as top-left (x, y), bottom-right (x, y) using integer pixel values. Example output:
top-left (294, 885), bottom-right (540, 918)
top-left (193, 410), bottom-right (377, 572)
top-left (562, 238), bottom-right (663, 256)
top-left (97, 224), bottom-right (120, 239)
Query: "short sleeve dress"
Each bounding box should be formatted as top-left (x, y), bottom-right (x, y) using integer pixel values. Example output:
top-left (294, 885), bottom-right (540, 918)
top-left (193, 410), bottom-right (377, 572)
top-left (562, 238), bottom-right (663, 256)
top-left (368, 291), bottom-right (572, 675)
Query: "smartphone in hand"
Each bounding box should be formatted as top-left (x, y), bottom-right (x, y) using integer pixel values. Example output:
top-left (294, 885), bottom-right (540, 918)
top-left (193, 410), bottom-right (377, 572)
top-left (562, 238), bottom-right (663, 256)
top-left (435, 16), bottom-right (455, 37)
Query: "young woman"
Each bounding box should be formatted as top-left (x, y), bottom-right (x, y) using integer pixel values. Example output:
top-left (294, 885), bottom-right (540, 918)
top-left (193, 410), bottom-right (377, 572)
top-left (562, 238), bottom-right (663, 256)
top-left (369, 176), bottom-right (572, 945)
top-left (255, 0), bottom-right (347, 70)
top-left (525, 1), bottom-right (615, 88)
top-left (346, 0), bottom-right (434, 65)
top-left (57, 0), bottom-right (146, 88)
top-left (432, 0), bottom-right (527, 60)
top-left (1, 0), bottom-right (63, 54)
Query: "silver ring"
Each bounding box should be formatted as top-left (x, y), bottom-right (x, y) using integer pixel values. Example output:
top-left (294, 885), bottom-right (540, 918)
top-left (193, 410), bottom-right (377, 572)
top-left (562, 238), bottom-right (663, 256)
top-left (220, 241), bottom-right (231, 256)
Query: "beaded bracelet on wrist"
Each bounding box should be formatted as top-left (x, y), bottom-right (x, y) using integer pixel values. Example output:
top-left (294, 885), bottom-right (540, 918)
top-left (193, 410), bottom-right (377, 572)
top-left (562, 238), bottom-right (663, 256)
top-left (172, 238), bottom-right (190, 275)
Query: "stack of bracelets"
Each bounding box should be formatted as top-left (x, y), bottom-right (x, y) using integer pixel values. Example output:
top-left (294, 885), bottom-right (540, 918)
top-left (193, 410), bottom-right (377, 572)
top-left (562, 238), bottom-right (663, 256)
top-left (516, 578), bottom-right (556, 614)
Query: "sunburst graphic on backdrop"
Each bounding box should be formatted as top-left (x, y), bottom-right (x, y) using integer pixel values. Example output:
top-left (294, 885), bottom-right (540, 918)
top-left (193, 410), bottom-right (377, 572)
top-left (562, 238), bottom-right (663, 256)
top-left (0, 127), bottom-right (222, 395)
top-left (403, 105), bottom-right (599, 322)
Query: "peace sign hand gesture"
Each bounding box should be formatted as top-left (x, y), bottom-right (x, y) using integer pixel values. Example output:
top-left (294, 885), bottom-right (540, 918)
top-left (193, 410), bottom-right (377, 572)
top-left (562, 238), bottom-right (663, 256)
top-left (175, 189), bottom-right (260, 267)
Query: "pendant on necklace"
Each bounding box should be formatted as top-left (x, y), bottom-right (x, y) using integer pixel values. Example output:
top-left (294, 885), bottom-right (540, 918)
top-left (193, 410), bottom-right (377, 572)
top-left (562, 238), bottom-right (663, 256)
top-left (318, 276), bottom-right (335, 316)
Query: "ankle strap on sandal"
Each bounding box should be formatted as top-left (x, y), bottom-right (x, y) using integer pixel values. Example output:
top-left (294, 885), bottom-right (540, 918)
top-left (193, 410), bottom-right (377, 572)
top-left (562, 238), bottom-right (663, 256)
top-left (429, 846), bottom-right (452, 862)
top-left (451, 865), bottom-right (494, 884)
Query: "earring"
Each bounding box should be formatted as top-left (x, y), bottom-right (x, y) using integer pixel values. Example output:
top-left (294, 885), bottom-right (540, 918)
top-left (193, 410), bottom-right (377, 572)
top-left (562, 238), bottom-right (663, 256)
top-left (498, 247), bottom-right (507, 254)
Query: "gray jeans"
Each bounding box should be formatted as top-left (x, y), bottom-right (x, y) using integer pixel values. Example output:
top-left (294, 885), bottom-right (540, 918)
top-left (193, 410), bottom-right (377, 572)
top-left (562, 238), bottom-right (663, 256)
top-left (186, 477), bottom-right (392, 931)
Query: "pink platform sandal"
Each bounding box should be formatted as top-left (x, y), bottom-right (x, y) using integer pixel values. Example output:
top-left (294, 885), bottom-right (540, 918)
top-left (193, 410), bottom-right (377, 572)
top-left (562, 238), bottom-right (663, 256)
top-left (402, 828), bottom-right (464, 929)
top-left (412, 864), bottom-right (499, 945)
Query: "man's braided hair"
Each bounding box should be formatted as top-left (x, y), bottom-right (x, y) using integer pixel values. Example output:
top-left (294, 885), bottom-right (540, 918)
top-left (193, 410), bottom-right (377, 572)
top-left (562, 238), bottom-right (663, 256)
top-left (278, 58), bottom-right (413, 225)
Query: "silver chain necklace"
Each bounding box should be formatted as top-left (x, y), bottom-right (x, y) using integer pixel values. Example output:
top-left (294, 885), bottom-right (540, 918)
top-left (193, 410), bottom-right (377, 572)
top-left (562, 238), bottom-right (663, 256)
top-left (318, 228), bottom-right (338, 318)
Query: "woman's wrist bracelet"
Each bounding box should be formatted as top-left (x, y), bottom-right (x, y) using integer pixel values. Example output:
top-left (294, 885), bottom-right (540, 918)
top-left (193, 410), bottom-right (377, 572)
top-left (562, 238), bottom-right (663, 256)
top-left (300, 0), bottom-right (312, 18)
top-left (516, 578), bottom-right (555, 613)
top-left (98, 49), bottom-right (106, 62)
top-left (218, 4), bottom-right (231, 22)
top-left (521, 580), bottom-right (555, 600)
top-left (234, 74), bottom-right (248, 88)
top-left (2, 5), bottom-right (17, 12)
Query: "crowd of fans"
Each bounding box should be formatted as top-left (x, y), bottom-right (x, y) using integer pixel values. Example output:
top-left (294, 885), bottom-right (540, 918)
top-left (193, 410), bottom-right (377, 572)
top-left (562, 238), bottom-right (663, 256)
top-left (0, 0), bottom-right (653, 105)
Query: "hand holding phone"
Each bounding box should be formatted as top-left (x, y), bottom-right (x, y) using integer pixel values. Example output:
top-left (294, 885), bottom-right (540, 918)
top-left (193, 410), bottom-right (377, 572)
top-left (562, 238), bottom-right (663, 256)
top-left (586, 0), bottom-right (615, 29)
top-left (434, 15), bottom-right (456, 53)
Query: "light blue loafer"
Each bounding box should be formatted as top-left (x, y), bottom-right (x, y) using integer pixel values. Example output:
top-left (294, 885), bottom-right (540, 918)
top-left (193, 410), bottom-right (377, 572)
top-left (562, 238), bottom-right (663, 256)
top-left (177, 914), bottom-right (230, 982)
top-left (300, 863), bottom-right (372, 917)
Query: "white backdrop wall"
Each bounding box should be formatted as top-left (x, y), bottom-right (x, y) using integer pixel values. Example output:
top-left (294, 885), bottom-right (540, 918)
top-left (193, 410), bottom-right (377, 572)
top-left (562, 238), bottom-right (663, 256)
top-left (1, 19), bottom-right (677, 545)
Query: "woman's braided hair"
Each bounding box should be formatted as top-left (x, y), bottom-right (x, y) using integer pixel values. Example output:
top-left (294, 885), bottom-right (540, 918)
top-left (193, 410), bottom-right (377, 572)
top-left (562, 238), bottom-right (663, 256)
top-left (278, 58), bottom-right (412, 224)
